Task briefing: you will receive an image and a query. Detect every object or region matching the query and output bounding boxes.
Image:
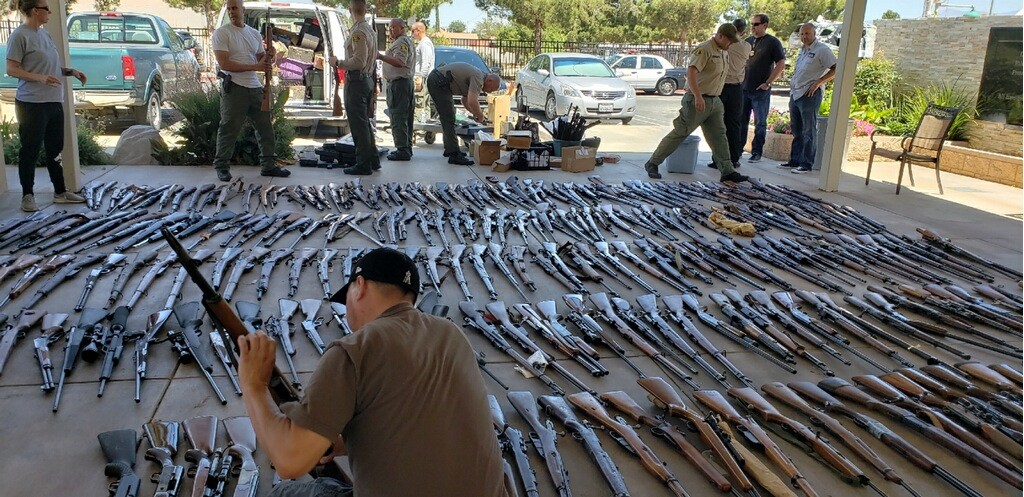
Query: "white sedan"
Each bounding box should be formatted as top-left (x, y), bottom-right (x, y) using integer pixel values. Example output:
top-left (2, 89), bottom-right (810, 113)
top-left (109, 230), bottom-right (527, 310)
top-left (515, 53), bottom-right (638, 124)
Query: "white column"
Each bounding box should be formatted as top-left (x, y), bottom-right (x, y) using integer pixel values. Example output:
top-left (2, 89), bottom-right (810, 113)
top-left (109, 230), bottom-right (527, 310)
top-left (818, 0), bottom-right (867, 192)
top-left (45, 0), bottom-right (83, 192)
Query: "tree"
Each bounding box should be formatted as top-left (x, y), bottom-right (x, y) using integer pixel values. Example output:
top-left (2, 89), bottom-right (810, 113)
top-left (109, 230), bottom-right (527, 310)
top-left (473, 17), bottom-right (506, 39)
top-left (881, 9), bottom-right (900, 19)
top-left (448, 20), bottom-right (466, 32)
top-left (163, 0), bottom-right (224, 34)
top-left (743, 0), bottom-right (843, 38)
top-left (94, 0), bottom-right (119, 11)
top-left (649, 0), bottom-right (727, 47)
top-left (475, 0), bottom-right (604, 51)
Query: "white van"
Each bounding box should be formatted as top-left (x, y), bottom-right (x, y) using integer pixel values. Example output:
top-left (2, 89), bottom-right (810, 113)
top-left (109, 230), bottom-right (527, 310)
top-left (216, 1), bottom-right (351, 129)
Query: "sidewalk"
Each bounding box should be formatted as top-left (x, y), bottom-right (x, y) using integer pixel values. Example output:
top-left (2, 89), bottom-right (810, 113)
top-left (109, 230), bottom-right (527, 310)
top-left (2, 121), bottom-right (1021, 497)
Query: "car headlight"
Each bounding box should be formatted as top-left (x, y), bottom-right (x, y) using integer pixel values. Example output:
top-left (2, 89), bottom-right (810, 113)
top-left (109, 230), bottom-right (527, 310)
top-left (625, 86), bottom-right (636, 98)
top-left (562, 86), bottom-right (581, 98)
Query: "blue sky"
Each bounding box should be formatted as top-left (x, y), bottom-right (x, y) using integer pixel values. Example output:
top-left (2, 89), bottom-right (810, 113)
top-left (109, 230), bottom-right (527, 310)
top-left (436, 0), bottom-right (1023, 31)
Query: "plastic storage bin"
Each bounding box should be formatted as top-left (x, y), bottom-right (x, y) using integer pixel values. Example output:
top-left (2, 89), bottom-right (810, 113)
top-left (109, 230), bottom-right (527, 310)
top-left (666, 135), bottom-right (701, 173)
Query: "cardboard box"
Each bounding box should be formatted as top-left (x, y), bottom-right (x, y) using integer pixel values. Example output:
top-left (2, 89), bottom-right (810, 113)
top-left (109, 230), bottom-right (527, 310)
top-left (506, 130), bottom-right (533, 149)
top-left (486, 93), bottom-right (511, 133)
top-left (560, 146), bottom-right (597, 173)
top-left (472, 139), bottom-right (502, 165)
top-left (492, 154), bottom-right (512, 172)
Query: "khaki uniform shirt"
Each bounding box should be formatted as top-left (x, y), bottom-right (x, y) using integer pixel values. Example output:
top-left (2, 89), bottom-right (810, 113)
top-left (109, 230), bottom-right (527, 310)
top-left (725, 39), bottom-right (751, 85)
top-left (340, 19), bottom-right (376, 73)
top-left (442, 61), bottom-right (486, 100)
top-left (686, 38), bottom-right (728, 96)
top-left (382, 34), bottom-right (415, 81)
top-left (281, 302), bottom-right (509, 497)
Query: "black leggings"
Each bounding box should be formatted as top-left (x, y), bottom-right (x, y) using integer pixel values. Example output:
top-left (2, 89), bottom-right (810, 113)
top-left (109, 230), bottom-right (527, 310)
top-left (15, 99), bottom-right (66, 196)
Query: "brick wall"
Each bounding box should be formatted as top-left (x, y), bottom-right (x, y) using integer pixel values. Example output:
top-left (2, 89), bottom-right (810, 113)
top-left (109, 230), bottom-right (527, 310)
top-left (967, 119), bottom-right (1023, 157)
top-left (875, 16), bottom-right (1023, 158)
top-left (874, 16), bottom-right (1022, 94)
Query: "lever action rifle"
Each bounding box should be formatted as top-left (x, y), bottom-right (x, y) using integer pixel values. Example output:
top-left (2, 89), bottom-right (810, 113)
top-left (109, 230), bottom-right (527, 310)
top-left (183, 415), bottom-right (218, 497)
top-left (159, 228), bottom-right (351, 484)
top-left (225, 416), bottom-right (260, 497)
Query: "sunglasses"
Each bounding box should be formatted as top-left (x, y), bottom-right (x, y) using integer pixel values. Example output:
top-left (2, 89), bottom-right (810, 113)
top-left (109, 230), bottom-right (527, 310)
top-left (751, 22), bottom-right (764, 26)
top-left (34, 5), bottom-right (50, 11)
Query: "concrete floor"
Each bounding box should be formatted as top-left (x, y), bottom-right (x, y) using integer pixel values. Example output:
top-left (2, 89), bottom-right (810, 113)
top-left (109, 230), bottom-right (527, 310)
top-left (0, 130), bottom-right (1021, 497)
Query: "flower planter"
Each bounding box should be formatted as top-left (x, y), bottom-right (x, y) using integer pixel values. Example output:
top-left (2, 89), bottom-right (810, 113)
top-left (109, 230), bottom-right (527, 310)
top-left (745, 126), bottom-right (793, 161)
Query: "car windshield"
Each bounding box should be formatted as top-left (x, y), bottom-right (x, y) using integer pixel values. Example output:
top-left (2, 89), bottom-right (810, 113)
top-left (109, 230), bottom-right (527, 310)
top-left (553, 57), bottom-right (614, 77)
top-left (436, 49), bottom-right (490, 73)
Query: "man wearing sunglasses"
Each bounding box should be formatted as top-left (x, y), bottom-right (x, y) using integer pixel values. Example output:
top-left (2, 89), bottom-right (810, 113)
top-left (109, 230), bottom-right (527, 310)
top-left (740, 13), bottom-right (786, 164)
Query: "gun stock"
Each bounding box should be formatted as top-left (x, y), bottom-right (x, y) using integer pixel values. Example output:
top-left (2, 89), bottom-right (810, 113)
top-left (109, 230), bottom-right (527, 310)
top-left (98, 429), bottom-right (142, 497)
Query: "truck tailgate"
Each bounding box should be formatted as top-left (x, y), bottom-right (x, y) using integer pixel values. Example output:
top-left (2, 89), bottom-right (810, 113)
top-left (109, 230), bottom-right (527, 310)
top-left (70, 47), bottom-right (130, 90)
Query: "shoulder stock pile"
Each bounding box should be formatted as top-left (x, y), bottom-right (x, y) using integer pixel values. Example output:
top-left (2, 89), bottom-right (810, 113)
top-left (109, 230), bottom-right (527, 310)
top-left (0, 177), bottom-right (1020, 497)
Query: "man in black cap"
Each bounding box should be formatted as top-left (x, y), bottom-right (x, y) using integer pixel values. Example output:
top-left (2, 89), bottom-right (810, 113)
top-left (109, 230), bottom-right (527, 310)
top-left (236, 247), bottom-right (509, 497)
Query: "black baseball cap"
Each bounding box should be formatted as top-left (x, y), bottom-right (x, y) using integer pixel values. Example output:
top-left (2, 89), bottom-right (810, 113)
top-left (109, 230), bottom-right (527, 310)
top-left (330, 248), bottom-right (420, 305)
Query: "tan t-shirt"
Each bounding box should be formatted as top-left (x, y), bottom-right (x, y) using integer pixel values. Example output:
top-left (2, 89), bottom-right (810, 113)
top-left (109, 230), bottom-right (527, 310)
top-left (686, 38), bottom-right (728, 96)
top-left (725, 39), bottom-right (751, 84)
top-left (281, 302), bottom-right (508, 497)
top-left (442, 61), bottom-right (485, 100)
top-left (383, 34), bottom-right (415, 81)
top-left (340, 19), bottom-right (377, 73)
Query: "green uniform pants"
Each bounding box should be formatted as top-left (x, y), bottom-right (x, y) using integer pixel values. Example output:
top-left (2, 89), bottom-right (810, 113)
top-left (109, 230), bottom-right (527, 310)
top-left (344, 73), bottom-right (381, 171)
top-left (426, 69), bottom-right (463, 157)
top-left (649, 93), bottom-right (735, 175)
top-left (386, 77), bottom-right (414, 156)
top-left (214, 84), bottom-right (276, 171)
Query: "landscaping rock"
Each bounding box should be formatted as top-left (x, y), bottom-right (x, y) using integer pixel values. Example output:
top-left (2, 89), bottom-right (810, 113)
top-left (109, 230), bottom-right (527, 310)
top-left (111, 125), bottom-right (166, 165)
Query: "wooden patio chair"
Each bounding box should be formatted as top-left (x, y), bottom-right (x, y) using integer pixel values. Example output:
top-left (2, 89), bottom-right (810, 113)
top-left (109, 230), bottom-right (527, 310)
top-left (865, 103), bottom-right (961, 194)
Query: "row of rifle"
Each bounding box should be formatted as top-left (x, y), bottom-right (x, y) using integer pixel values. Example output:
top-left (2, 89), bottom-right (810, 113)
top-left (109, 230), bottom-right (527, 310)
top-left (5, 292), bottom-right (350, 410)
top-left (97, 416), bottom-right (259, 497)
top-left (486, 364), bottom-right (1023, 497)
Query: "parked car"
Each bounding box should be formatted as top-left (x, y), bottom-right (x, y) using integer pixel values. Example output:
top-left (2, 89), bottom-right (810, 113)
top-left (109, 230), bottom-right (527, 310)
top-left (515, 52), bottom-right (637, 123)
top-left (609, 53), bottom-right (674, 93)
top-left (216, 1), bottom-right (350, 126)
top-left (434, 45), bottom-right (507, 107)
top-left (0, 11), bottom-right (200, 129)
top-left (175, 30), bottom-right (202, 67)
top-left (654, 67), bottom-right (687, 96)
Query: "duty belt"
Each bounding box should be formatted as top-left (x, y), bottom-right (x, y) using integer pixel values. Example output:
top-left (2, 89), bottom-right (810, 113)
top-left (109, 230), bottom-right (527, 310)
top-left (346, 70), bottom-right (373, 79)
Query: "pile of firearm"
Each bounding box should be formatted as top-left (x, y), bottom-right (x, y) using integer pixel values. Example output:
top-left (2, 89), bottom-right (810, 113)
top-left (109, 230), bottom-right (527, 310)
top-left (548, 105), bottom-right (597, 141)
top-left (0, 174), bottom-right (1020, 497)
top-left (98, 416), bottom-right (260, 497)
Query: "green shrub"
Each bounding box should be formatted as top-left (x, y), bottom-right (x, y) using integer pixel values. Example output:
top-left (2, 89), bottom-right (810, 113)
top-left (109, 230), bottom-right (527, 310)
top-left (2, 117), bottom-right (111, 166)
top-left (889, 82), bottom-right (977, 140)
top-left (849, 94), bottom-right (896, 132)
top-left (853, 56), bottom-right (900, 105)
top-left (158, 88), bottom-right (295, 166)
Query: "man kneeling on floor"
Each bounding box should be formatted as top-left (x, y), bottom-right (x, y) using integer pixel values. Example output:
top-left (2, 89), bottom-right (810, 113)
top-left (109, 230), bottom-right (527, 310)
top-left (237, 247), bottom-right (510, 497)
top-left (644, 23), bottom-right (749, 183)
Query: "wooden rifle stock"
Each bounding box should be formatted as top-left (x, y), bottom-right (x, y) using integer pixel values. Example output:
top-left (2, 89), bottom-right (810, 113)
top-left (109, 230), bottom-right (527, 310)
top-left (159, 228), bottom-right (350, 484)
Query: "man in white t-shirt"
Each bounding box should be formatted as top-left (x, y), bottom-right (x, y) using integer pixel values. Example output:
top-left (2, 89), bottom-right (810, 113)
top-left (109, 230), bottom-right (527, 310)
top-left (212, 0), bottom-right (290, 181)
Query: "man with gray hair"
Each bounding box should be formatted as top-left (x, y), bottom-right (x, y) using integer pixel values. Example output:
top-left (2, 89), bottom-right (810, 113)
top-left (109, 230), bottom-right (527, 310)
top-left (785, 22), bottom-right (836, 174)
top-left (378, 18), bottom-right (416, 161)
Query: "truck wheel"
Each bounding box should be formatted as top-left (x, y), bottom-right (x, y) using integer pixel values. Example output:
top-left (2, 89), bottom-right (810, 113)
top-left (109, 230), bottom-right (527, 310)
top-left (621, 117), bottom-right (633, 125)
top-left (135, 91), bottom-right (162, 129)
top-left (657, 78), bottom-right (677, 96)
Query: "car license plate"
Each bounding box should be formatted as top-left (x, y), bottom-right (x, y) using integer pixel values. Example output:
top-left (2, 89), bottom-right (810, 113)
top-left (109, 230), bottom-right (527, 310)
top-left (598, 103), bottom-right (613, 113)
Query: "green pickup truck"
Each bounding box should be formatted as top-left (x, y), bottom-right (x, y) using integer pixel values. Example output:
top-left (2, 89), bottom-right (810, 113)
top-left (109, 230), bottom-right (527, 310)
top-left (0, 12), bottom-right (200, 129)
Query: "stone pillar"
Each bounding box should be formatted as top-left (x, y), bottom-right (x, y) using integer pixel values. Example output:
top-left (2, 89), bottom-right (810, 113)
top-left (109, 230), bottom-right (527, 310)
top-left (46, 0), bottom-right (83, 192)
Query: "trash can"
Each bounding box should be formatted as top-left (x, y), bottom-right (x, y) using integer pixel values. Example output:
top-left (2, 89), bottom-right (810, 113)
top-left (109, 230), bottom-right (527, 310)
top-left (813, 117), bottom-right (854, 171)
top-left (666, 135), bottom-right (701, 174)
top-left (552, 139), bottom-right (581, 156)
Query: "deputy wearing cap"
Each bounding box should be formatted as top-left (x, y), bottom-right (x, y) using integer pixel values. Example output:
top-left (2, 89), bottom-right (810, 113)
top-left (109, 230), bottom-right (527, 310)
top-left (236, 247), bottom-right (510, 497)
top-left (643, 23), bottom-right (751, 184)
top-left (330, 0), bottom-right (379, 175)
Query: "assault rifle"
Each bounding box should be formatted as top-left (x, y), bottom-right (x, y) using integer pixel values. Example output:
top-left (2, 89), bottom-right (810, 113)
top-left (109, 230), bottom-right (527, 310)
top-left (171, 302), bottom-right (227, 405)
top-left (256, 248), bottom-right (293, 300)
top-left (223, 248), bottom-right (271, 301)
top-left (287, 248), bottom-right (319, 297)
top-left (97, 306), bottom-right (130, 396)
top-left (317, 249), bottom-right (339, 299)
top-left (211, 248), bottom-right (245, 291)
top-left (300, 299), bottom-right (327, 355)
top-left (134, 309), bottom-right (172, 402)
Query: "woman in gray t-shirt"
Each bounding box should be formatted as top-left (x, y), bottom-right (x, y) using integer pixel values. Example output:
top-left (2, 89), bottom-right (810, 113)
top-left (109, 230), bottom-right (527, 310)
top-left (5, 0), bottom-right (87, 212)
